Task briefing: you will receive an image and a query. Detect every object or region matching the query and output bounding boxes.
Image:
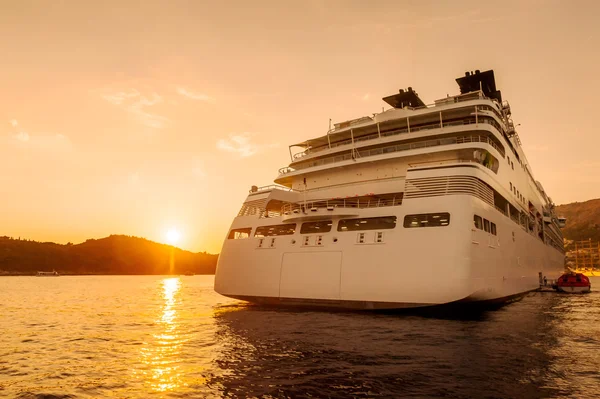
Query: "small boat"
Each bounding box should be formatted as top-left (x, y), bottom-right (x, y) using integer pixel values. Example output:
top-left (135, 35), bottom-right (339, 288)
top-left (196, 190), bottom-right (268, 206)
top-left (36, 270), bottom-right (60, 277)
top-left (556, 272), bottom-right (591, 293)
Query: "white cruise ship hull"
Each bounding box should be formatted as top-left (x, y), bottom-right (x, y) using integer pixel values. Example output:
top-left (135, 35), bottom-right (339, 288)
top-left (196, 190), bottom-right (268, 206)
top-left (215, 69), bottom-right (566, 310)
top-left (215, 195), bottom-right (564, 310)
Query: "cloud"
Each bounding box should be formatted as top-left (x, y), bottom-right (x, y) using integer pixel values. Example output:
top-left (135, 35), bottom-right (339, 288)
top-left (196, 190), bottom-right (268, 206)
top-left (101, 89), bottom-right (141, 106)
top-left (100, 89), bottom-right (169, 129)
top-left (176, 87), bottom-right (215, 103)
top-left (14, 132), bottom-right (29, 142)
top-left (128, 93), bottom-right (169, 129)
top-left (10, 119), bottom-right (18, 127)
top-left (217, 133), bottom-right (278, 157)
top-left (353, 93), bottom-right (371, 101)
top-left (9, 132), bottom-right (71, 151)
top-left (217, 134), bottom-right (258, 157)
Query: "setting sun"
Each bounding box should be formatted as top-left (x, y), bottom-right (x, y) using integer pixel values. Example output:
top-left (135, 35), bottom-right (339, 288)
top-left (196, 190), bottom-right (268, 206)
top-left (166, 229), bottom-right (181, 245)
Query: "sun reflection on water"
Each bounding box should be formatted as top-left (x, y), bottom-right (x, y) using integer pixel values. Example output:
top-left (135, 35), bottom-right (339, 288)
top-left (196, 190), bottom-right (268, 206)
top-left (139, 277), bottom-right (186, 392)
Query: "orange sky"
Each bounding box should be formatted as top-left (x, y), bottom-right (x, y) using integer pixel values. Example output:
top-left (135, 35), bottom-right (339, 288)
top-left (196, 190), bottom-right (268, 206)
top-left (1, 1), bottom-right (599, 253)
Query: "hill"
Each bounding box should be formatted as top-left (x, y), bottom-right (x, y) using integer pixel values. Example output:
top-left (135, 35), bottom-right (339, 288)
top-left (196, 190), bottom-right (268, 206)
top-left (0, 235), bottom-right (218, 275)
top-left (556, 198), bottom-right (600, 247)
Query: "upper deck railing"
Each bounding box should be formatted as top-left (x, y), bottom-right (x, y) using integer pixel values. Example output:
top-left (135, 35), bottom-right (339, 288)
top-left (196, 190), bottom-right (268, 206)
top-left (281, 196), bottom-right (403, 214)
top-left (279, 131), bottom-right (504, 176)
top-left (292, 113), bottom-right (504, 162)
top-left (249, 185), bottom-right (294, 194)
top-left (292, 96), bottom-right (503, 161)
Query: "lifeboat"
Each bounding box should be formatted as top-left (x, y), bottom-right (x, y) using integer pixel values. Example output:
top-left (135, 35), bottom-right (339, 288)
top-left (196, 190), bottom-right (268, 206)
top-left (556, 272), bottom-right (591, 293)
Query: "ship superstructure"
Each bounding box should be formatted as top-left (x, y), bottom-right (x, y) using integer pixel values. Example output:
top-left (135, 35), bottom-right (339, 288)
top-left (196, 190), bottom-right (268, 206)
top-left (214, 69), bottom-right (565, 309)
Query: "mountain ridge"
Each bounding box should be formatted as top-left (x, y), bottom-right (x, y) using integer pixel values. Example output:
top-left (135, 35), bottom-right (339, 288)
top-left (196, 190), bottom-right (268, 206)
top-left (0, 234), bottom-right (218, 275)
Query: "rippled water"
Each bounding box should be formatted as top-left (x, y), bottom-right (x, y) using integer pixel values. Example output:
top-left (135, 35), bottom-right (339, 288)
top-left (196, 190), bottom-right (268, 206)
top-left (1, 276), bottom-right (599, 398)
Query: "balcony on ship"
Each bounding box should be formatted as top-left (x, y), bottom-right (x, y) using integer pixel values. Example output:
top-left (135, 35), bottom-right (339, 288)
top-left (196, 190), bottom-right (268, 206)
top-left (278, 193), bottom-right (404, 222)
top-left (279, 133), bottom-right (504, 177)
top-left (288, 96), bottom-right (506, 164)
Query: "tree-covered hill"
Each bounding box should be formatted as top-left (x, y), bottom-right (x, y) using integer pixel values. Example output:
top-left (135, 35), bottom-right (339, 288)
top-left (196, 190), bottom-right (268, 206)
top-left (0, 235), bottom-right (218, 275)
top-left (556, 198), bottom-right (600, 247)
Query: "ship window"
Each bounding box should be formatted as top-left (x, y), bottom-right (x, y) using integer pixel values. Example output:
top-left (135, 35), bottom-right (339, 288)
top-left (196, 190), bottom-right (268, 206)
top-left (484, 219), bottom-right (490, 233)
top-left (338, 216), bottom-right (397, 231)
top-left (507, 156), bottom-right (510, 165)
top-left (474, 215), bottom-right (483, 230)
top-left (301, 220), bottom-right (332, 234)
top-left (228, 228), bottom-right (252, 239)
top-left (404, 213), bottom-right (450, 228)
top-left (254, 224), bottom-right (296, 237)
top-left (491, 222), bottom-right (497, 236)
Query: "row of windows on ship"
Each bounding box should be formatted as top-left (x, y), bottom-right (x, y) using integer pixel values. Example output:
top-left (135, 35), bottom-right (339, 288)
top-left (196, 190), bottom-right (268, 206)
top-left (473, 215), bottom-right (498, 236)
top-left (228, 210), bottom-right (562, 252)
top-left (228, 213), bottom-right (450, 239)
top-left (509, 181), bottom-right (527, 205)
top-left (506, 151), bottom-right (543, 210)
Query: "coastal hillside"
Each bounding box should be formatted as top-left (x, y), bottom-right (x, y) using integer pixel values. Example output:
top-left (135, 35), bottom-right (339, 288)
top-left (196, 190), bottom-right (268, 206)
top-left (556, 198), bottom-right (600, 247)
top-left (0, 235), bottom-right (218, 275)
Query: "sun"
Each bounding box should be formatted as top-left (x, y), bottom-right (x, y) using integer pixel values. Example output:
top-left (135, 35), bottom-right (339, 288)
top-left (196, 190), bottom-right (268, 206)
top-left (166, 228), bottom-right (181, 245)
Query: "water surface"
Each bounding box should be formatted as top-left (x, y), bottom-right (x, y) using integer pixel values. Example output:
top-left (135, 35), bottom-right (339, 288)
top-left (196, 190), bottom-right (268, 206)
top-left (1, 276), bottom-right (599, 398)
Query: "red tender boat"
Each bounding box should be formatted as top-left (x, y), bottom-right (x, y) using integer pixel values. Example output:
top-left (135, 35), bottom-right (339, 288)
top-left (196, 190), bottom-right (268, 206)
top-left (556, 272), bottom-right (591, 293)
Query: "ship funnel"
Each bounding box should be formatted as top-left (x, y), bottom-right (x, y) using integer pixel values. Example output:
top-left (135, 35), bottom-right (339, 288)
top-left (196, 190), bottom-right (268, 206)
top-left (456, 69), bottom-right (502, 103)
top-left (382, 86), bottom-right (425, 108)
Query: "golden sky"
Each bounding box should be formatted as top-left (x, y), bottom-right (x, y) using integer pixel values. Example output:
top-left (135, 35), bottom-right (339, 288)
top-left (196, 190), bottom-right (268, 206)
top-left (1, 0), bottom-right (599, 253)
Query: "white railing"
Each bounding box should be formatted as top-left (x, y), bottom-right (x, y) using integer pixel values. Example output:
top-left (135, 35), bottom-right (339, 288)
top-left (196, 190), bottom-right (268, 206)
top-left (281, 197), bottom-right (403, 214)
top-left (291, 117), bottom-right (505, 161)
top-left (406, 159), bottom-right (488, 169)
top-left (292, 101), bottom-right (504, 160)
top-left (280, 132), bottom-right (504, 175)
top-left (278, 167), bottom-right (295, 175)
top-left (249, 185), bottom-right (294, 194)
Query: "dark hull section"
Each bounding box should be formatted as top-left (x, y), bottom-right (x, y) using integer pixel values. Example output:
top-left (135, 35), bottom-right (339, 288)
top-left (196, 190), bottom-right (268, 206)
top-left (221, 290), bottom-right (534, 312)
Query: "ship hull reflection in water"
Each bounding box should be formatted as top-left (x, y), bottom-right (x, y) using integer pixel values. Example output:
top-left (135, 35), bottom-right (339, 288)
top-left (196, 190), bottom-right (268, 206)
top-left (138, 278), bottom-right (187, 392)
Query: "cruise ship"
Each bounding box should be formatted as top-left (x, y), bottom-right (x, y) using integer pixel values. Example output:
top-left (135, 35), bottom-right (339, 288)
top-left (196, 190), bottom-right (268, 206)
top-left (214, 69), bottom-right (566, 309)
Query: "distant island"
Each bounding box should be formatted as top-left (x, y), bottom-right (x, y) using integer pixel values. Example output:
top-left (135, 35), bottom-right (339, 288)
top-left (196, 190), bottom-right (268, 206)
top-left (0, 235), bottom-right (218, 276)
